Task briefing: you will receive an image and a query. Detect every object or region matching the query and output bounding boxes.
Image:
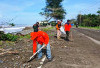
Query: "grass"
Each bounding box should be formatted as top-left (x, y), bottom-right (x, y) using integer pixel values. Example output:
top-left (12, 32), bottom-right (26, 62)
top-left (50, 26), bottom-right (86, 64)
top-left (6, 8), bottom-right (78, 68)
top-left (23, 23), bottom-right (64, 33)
top-left (0, 41), bottom-right (3, 45)
top-left (79, 26), bottom-right (100, 30)
top-left (0, 40), bottom-right (15, 48)
top-left (18, 34), bottom-right (30, 40)
top-left (5, 41), bottom-right (15, 46)
top-left (42, 27), bottom-right (55, 32)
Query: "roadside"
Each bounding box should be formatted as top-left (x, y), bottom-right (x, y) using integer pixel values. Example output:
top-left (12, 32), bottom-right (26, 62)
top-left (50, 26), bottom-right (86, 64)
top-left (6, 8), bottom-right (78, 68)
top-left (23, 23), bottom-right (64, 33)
top-left (74, 28), bottom-right (100, 41)
top-left (0, 27), bottom-right (100, 68)
top-left (78, 26), bottom-right (100, 30)
top-left (42, 28), bottom-right (100, 68)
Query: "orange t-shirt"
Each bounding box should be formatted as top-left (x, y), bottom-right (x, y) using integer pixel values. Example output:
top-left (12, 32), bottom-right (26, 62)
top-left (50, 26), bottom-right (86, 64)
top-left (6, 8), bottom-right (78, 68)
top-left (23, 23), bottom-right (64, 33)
top-left (30, 31), bottom-right (49, 53)
top-left (56, 22), bottom-right (61, 30)
top-left (64, 24), bottom-right (71, 31)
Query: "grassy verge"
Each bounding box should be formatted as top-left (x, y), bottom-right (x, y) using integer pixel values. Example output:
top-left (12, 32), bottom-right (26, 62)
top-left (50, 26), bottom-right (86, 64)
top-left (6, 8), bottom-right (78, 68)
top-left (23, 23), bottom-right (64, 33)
top-left (79, 26), bottom-right (100, 30)
top-left (19, 34), bottom-right (30, 39)
top-left (42, 27), bottom-right (55, 32)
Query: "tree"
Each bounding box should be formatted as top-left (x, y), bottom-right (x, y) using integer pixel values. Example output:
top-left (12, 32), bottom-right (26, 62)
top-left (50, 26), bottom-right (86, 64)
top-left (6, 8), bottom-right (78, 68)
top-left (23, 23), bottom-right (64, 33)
top-left (9, 23), bottom-right (15, 27)
top-left (97, 10), bottom-right (100, 15)
top-left (40, 0), bottom-right (66, 21)
top-left (77, 13), bottom-right (100, 27)
top-left (0, 16), bottom-right (17, 27)
top-left (97, 10), bottom-right (100, 24)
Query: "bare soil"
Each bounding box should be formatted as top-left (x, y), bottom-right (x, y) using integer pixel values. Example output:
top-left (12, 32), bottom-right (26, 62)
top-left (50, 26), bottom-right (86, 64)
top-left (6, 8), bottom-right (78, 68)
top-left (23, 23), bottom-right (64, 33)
top-left (0, 27), bottom-right (100, 68)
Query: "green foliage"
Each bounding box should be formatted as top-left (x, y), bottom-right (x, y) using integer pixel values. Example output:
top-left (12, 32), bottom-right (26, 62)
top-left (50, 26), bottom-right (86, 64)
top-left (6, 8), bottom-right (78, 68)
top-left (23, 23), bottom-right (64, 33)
top-left (77, 13), bottom-right (100, 27)
top-left (97, 10), bottom-right (100, 14)
top-left (0, 41), bottom-right (3, 45)
top-left (42, 27), bottom-right (55, 32)
top-left (79, 26), bottom-right (100, 30)
top-left (0, 32), bottom-right (18, 41)
top-left (19, 34), bottom-right (30, 39)
top-left (40, 0), bottom-right (66, 20)
top-left (9, 23), bottom-right (15, 26)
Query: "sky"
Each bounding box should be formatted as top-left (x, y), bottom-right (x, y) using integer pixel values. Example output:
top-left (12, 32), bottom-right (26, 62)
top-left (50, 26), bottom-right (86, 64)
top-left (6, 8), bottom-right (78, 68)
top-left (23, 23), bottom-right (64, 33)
top-left (0, 0), bottom-right (100, 25)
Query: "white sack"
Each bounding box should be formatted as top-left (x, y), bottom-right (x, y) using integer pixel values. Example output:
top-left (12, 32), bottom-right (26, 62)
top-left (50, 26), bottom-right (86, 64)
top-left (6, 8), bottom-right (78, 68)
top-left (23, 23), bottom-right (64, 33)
top-left (60, 26), bottom-right (66, 34)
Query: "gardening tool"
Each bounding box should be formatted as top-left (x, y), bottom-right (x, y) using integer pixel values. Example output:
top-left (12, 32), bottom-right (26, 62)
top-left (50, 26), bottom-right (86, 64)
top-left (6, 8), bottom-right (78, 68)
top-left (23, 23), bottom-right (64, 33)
top-left (27, 45), bottom-right (45, 62)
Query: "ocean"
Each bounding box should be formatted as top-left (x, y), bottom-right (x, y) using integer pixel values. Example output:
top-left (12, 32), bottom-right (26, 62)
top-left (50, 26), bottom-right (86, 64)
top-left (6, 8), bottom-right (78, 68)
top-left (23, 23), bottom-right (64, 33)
top-left (0, 25), bottom-right (32, 34)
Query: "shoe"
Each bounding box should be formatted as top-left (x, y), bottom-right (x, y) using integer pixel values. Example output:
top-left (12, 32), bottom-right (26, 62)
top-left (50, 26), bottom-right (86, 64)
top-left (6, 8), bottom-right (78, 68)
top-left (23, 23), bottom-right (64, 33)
top-left (65, 39), bottom-right (69, 41)
top-left (48, 58), bottom-right (53, 62)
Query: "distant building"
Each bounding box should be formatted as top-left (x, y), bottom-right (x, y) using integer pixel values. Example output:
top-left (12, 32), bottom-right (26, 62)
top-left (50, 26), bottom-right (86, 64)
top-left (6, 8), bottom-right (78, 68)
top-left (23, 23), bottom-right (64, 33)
top-left (39, 21), bottom-right (48, 26)
top-left (39, 21), bottom-right (48, 24)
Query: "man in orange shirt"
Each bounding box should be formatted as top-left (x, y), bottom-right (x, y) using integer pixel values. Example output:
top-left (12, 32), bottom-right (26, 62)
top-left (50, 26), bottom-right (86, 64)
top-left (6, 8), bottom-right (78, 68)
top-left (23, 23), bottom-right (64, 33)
top-left (30, 31), bottom-right (52, 61)
top-left (64, 20), bottom-right (71, 41)
top-left (56, 20), bottom-right (62, 39)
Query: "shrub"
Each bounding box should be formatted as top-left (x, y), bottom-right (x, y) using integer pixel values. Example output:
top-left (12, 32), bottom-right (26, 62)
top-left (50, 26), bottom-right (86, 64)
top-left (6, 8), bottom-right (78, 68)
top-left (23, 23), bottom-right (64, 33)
top-left (0, 31), bottom-right (18, 41)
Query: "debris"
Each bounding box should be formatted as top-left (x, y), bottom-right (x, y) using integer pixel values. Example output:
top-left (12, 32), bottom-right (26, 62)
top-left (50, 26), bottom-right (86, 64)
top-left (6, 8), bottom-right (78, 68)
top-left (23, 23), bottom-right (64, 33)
top-left (0, 48), bottom-right (19, 55)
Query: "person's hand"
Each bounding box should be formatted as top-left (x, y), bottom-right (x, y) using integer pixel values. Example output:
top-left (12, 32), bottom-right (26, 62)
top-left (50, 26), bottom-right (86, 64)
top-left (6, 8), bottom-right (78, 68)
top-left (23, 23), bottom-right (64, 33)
top-left (44, 44), bottom-right (47, 47)
top-left (33, 53), bottom-right (35, 55)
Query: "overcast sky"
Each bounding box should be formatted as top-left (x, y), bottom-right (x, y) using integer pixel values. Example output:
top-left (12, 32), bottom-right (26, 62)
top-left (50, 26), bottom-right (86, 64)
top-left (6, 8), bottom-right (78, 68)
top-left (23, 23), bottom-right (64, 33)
top-left (0, 0), bottom-right (100, 25)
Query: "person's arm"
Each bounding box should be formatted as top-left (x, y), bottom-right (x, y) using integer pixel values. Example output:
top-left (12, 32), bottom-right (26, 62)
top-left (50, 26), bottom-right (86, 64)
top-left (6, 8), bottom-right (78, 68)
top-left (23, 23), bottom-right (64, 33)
top-left (33, 40), bottom-right (37, 54)
top-left (43, 32), bottom-right (49, 46)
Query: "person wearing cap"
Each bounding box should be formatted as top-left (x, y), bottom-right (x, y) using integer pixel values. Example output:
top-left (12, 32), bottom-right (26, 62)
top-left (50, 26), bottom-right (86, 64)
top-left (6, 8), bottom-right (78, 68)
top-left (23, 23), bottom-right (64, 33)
top-left (30, 31), bottom-right (52, 61)
top-left (64, 20), bottom-right (71, 41)
top-left (56, 20), bottom-right (62, 39)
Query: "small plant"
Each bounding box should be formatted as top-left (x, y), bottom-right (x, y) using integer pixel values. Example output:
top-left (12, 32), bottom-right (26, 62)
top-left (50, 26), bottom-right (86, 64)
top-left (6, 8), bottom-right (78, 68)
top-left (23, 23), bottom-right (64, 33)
top-left (42, 27), bottom-right (55, 32)
top-left (19, 34), bottom-right (30, 39)
top-left (0, 32), bottom-right (18, 41)
top-left (0, 41), bottom-right (3, 45)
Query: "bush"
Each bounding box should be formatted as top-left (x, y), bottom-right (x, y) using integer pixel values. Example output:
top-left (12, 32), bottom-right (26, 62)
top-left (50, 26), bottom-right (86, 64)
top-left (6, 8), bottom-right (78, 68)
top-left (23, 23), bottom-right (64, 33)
top-left (0, 31), bottom-right (18, 41)
top-left (42, 27), bottom-right (55, 32)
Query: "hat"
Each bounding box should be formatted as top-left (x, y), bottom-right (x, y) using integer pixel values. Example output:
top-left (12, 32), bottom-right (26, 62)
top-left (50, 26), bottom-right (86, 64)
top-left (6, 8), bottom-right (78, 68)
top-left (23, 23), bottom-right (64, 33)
top-left (30, 32), bottom-right (38, 40)
top-left (57, 20), bottom-right (60, 22)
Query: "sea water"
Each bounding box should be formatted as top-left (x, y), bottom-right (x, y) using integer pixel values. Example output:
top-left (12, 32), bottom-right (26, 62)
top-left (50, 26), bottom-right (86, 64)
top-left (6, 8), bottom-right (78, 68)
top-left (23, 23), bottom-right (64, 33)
top-left (0, 27), bottom-right (25, 33)
top-left (0, 25), bottom-right (30, 33)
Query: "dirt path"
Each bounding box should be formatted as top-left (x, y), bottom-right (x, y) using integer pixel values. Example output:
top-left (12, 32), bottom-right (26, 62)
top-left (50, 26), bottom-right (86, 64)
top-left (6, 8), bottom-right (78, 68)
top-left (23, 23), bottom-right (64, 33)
top-left (74, 28), bottom-right (100, 41)
top-left (42, 28), bottom-right (100, 68)
top-left (0, 28), bottom-right (100, 68)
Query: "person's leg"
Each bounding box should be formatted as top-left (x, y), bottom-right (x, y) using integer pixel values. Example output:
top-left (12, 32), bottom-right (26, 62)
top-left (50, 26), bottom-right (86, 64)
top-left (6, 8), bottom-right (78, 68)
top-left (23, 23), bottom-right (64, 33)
top-left (59, 30), bottom-right (61, 38)
top-left (58, 30), bottom-right (61, 39)
top-left (57, 30), bottom-right (58, 38)
top-left (37, 44), bottom-right (42, 59)
top-left (67, 31), bottom-right (69, 40)
top-left (66, 31), bottom-right (68, 40)
top-left (57, 30), bottom-right (59, 39)
top-left (46, 43), bottom-right (52, 59)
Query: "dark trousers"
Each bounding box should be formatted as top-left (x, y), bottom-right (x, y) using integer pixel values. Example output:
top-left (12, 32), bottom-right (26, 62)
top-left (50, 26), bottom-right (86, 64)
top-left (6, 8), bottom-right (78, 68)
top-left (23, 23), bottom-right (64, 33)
top-left (66, 31), bottom-right (69, 40)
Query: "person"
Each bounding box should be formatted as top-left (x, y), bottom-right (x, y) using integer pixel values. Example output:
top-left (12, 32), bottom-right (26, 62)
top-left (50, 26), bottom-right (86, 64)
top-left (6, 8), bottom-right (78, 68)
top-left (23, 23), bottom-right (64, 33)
top-left (30, 31), bottom-right (52, 61)
top-left (76, 23), bottom-right (78, 28)
top-left (33, 22), bottom-right (39, 32)
top-left (64, 20), bottom-right (71, 41)
top-left (56, 20), bottom-right (62, 39)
